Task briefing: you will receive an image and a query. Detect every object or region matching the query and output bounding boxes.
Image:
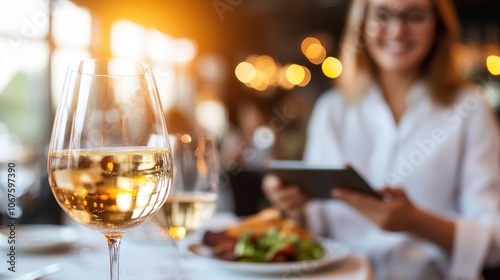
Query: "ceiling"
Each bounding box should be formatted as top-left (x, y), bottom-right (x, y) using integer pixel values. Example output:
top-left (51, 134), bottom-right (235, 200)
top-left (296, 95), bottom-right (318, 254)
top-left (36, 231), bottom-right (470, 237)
top-left (72, 0), bottom-right (500, 59)
top-left (70, 0), bottom-right (500, 119)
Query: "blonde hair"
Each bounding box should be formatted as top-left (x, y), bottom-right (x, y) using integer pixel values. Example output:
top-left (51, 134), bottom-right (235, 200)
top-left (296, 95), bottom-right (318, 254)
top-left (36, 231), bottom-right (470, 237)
top-left (337, 0), bottom-right (462, 104)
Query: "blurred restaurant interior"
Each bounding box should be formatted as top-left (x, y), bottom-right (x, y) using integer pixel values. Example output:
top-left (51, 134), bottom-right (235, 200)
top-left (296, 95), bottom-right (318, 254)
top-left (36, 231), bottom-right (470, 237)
top-left (1, 0), bottom-right (500, 223)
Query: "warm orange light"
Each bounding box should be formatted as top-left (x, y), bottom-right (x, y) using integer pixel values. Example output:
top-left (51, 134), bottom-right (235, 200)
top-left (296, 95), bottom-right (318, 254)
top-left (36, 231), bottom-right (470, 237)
top-left (487, 55), bottom-right (500, 76)
top-left (235, 54), bottom-right (287, 92)
top-left (255, 55), bottom-right (277, 80)
top-left (245, 54), bottom-right (260, 65)
top-left (248, 70), bottom-right (269, 91)
top-left (168, 226), bottom-right (187, 239)
top-left (278, 67), bottom-right (295, 90)
top-left (181, 134), bottom-right (192, 143)
top-left (305, 43), bottom-right (327, 65)
top-left (322, 57), bottom-right (343, 78)
top-left (301, 37), bottom-right (321, 57)
top-left (107, 162), bottom-right (114, 171)
top-left (235, 62), bottom-right (256, 83)
top-left (285, 64), bottom-right (305, 85)
top-left (298, 66), bottom-right (311, 87)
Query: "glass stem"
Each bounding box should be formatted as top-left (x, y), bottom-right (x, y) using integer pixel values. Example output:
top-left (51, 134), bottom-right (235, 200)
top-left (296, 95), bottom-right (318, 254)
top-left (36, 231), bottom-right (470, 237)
top-left (106, 233), bottom-right (124, 280)
top-left (172, 238), bottom-right (182, 280)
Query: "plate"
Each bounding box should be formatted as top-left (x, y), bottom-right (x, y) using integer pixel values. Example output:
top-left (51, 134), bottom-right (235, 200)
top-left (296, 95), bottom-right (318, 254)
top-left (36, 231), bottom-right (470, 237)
top-left (187, 239), bottom-right (351, 274)
top-left (0, 225), bottom-right (78, 252)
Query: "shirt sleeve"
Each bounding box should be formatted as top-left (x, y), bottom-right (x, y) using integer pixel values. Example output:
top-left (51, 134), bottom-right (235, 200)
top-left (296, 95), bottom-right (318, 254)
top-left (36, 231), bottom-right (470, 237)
top-left (448, 89), bottom-right (500, 279)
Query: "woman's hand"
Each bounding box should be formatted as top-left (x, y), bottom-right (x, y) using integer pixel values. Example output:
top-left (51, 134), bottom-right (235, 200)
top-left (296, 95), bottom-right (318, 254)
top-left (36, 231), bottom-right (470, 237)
top-left (332, 187), bottom-right (455, 251)
top-left (262, 174), bottom-right (308, 225)
top-left (332, 187), bottom-right (418, 232)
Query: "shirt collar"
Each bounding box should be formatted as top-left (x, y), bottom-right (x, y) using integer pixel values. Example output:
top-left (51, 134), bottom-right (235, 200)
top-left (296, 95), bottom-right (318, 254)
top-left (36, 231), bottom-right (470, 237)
top-left (406, 78), bottom-right (428, 106)
top-left (365, 78), bottom-right (429, 107)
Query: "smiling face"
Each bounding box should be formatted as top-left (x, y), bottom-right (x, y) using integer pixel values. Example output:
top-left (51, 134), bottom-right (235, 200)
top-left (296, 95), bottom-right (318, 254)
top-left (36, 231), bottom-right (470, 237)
top-left (364, 0), bottom-right (436, 75)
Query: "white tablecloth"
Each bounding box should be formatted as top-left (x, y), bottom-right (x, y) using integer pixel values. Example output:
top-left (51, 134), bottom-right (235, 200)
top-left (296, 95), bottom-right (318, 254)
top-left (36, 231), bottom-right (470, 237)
top-left (2, 213), bottom-right (373, 280)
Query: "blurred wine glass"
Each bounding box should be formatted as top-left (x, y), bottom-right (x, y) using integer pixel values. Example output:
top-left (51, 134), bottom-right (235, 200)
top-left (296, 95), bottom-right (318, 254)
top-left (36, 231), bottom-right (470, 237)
top-left (47, 58), bottom-right (172, 280)
top-left (152, 133), bottom-right (220, 280)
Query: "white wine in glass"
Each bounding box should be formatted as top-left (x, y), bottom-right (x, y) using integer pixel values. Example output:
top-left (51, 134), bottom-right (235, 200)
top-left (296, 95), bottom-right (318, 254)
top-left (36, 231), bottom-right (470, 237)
top-left (48, 58), bottom-right (172, 280)
top-left (152, 133), bottom-right (219, 279)
top-left (154, 192), bottom-right (218, 239)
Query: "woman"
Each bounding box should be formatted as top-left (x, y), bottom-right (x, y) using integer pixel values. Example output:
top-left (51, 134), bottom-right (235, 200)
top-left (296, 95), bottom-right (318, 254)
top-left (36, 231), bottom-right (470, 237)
top-left (263, 0), bottom-right (500, 279)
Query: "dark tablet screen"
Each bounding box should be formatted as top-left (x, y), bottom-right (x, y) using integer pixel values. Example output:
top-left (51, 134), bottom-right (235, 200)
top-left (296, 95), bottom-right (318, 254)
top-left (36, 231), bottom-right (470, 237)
top-left (269, 161), bottom-right (382, 200)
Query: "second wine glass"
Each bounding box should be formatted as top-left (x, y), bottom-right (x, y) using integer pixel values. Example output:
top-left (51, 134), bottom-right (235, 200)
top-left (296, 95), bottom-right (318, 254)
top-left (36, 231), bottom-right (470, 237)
top-left (152, 133), bottom-right (220, 279)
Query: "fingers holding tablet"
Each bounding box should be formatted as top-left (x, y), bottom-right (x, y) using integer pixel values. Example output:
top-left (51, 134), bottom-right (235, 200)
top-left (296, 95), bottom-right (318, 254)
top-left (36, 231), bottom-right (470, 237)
top-left (262, 174), bottom-right (308, 220)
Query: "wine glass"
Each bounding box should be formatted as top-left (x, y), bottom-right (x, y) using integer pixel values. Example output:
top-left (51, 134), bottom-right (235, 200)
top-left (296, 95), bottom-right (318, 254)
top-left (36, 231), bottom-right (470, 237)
top-left (152, 133), bottom-right (220, 279)
top-left (47, 58), bottom-right (172, 280)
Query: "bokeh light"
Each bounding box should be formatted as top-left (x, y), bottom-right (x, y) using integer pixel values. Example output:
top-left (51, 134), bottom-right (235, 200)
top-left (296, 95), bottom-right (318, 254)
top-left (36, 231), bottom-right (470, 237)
top-left (306, 43), bottom-right (326, 65)
top-left (172, 38), bottom-right (198, 64)
top-left (248, 69), bottom-right (269, 91)
top-left (235, 62), bottom-right (256, 83)
top-left (301, 37), bottom-right (327, 65)
top-left (285, 64), bottom-right (305, 85)
top-left (195, 100), bottom-right (227, 138)
top-left (147, 30), bottom-right (173, 64)
top-left (255, 55), bottom-right (277, 85)
top-left (236, 54), bottom-right (282, 92)
top-left (181, 134), bottom-right (192, 143)
top-left (278, 67), bottom-right (295, 90)
top-left (486, 55), bottom-right (500, 76)
top-left (322, 57), bottom-right (342, 78)
top-left (298, 66), bottom-right (311, 87)
top-left (253, 126), bottom-right (276, 149)
top-left (236, 53), bottom-right (314, 91)
top-left (111, 20), bottom-right (146, 61)
top-left (301, 37), bottom-right (321, 56)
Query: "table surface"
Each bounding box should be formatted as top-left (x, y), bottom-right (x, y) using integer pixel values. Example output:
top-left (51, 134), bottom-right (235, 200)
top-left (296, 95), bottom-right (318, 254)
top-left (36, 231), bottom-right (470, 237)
top-left (1, 213), bottom-right (373, 280)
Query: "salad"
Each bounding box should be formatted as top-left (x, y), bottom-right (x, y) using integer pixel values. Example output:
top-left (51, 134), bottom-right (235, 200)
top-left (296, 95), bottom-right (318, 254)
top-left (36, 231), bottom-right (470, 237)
top-left (228, 227), bottom-right (325, 262)
top-left (202, 208), bottom-right (326, 263)
top-left (203, 222), bottom-right (325, 262)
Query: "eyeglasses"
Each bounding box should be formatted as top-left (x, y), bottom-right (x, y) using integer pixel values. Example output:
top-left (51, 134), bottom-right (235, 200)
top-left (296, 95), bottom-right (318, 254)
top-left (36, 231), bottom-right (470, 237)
top-left (365, 6), bottom-right (435, 34)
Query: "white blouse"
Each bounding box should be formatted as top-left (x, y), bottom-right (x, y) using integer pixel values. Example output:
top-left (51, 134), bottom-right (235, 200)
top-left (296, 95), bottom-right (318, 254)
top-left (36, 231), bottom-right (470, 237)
top-left (303, 81), bottom-right (500, 280)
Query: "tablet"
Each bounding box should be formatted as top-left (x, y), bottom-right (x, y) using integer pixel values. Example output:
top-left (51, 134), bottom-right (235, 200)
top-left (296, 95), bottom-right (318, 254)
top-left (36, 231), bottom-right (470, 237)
top-left (269, 160), bottom-right (382, 200)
